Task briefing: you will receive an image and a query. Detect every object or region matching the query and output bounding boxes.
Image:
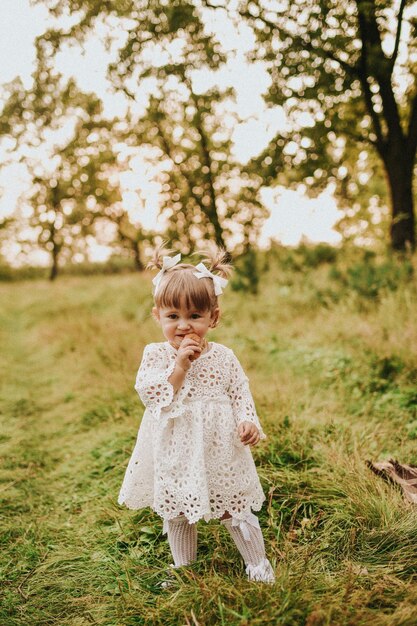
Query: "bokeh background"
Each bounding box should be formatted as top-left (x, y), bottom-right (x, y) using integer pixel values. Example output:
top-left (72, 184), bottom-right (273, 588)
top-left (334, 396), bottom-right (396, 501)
top-left (1, 1), bottom-right (417, 625)
top-left (1, 0), bottom-right (416, 279)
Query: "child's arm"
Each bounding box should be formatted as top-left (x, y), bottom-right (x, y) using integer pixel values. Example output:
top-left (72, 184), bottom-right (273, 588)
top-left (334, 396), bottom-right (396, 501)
top-left (227, 349), bottom-right (267, 444)
top-left (135, 344), bottom-right (175, 411)
top-left (168, 336), bottom-right (201, 393)
top-left (134, 340), bottom-right (201, 415)
top-left (167, 365), bottom-right (187, 394)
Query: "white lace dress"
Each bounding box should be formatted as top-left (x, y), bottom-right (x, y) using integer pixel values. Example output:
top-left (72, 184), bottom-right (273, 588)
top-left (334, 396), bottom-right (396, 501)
top-left (118, 341), bottom-right (267, 525)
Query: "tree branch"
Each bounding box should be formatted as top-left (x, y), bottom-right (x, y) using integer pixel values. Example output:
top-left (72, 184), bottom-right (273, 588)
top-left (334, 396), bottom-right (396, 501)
top-left (356, 0), bottom-right (403, 142)
top-left (343, 127), bottom-right (377, 148)
top-left (357, 72), bottom-right (385, 149)
top-left (155, 114), bottom-right (207, 216)
top-left (183, 76), bottom-right (224, 246)
top-left (239, 9), bottom-right (359, 77)
top-left (390, 0), bottom-right (407, 70)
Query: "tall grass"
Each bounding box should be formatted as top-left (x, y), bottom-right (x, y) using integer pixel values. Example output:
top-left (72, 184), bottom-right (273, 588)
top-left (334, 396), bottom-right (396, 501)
top-left (1, 253), bottom-right (417, 625)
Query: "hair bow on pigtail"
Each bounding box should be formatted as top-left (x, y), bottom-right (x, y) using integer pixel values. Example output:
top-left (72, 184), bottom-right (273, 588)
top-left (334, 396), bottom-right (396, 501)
top-left (152, 253), bottom-right (181, 294)
top-left (192, 262), bottom-right (228, 296)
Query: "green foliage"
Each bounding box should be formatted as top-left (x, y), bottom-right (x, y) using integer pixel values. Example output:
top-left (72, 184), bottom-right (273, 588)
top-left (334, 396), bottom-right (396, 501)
top-left (60, 257), bottom-right (139, 277)
top-left (13, 0), bottom-right (269, 261)
top-left (1, 0), bottom-right (417, 269)
top-left (0, 62), bottom-right (126, 278)
top-left (0, 263), bottom-right (49, 281)
top-left (230, 248), bottom-right (260, 294)
top-left (268, 242), bottom-right (339, 271)
top-left (28, 90), bottom-right (123, 279)
top-left (3, 0), bottom-right (417, 267)
top-left (296, 242), bottom-right (339, 268)
top-left (331, 254), bottom-right (414, 299)
top-left (241, 0), bottom-right (417, 250)
top-left (0, 258), bottom-right (140, 282)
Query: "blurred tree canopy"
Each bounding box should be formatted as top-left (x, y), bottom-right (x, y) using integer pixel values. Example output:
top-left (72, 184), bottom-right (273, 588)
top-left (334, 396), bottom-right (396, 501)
top-left (237, 0), bottom-right (417, 251)
top-left (30, 0), bottom-right (417, 252)
top-left (0, 0), bottom-right (267, 268)
top-left (0, 37), bottom-right (159, 277)
top-left (28, 92), bottom-right (123, 281)
top-left (1, 0), bottom-right (416, 276)
top-left (0, 42), bottom-right (125, 279)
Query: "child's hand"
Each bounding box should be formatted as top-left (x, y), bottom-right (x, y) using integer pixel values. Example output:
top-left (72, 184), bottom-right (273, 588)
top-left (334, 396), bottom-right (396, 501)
top-left (175, 336), bottom-right (202, 371)
top-left (238, 421), bottom-right (260, 446)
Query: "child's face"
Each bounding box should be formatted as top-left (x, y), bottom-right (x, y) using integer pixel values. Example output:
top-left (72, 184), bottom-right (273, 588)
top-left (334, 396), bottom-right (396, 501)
top-left (152, 298), bottom-right (219, 344)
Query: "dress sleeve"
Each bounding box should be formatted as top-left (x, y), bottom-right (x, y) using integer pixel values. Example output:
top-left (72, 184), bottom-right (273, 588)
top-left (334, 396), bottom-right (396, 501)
top-left (227, 349), bottom-right (267, 440)
top-left (134, 344), bottom-right (190, 420)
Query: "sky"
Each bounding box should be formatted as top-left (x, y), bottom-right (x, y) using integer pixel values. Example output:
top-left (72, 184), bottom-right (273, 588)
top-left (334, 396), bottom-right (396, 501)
top-left (0, 0), bottom-right (343, 265)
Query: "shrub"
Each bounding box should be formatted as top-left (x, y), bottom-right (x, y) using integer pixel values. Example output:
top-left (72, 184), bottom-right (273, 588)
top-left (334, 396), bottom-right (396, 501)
top-left (230, 248), bottom-right (259, 294)
top-left (265, 242), bottom-right (339, 273)
top-left (331, 256), bottom-right (414, 299)
top-left (0, 264), bottom-right (48, 281)
top-left (296, 243), bottom-right (339, 268)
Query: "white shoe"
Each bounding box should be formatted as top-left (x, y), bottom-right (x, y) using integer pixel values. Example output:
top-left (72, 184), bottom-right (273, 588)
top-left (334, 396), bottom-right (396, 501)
top-left (246, 558), bottom-right (275, 583)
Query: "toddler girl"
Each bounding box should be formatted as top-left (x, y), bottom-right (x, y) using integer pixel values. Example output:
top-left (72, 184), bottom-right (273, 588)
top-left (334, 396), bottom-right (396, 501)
top-left (118, 244), bottom-right (275, 583)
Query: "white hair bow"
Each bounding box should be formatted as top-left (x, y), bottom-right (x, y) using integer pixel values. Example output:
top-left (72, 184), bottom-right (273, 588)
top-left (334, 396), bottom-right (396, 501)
top-left (192, 262), bottom-right (228, 296)
top-left (231, 512), bottom-right (261, 541)
top-left (152, 253), bottom-right (181, 294)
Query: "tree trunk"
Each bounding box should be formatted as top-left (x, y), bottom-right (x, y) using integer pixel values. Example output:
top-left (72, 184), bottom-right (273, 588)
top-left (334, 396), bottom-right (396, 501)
top-left (385, 153), bottom-right (415, 251)
top-left (49, 246), bottom-right (59, 281)
top-left (133, 243), bottom-right (144, 271)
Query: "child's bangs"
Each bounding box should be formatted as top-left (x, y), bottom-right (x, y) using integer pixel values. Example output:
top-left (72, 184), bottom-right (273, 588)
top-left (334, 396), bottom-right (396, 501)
top-left (156, 270), bottom-right (213, 311)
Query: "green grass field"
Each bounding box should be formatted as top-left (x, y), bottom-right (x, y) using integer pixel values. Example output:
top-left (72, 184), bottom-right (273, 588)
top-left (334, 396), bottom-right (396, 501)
top-left (2, 254), bottom-right (417, 625)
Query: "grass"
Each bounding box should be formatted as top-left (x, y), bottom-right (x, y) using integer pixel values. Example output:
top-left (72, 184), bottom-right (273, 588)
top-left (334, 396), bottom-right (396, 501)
top-left (1, 253), bottom-right (417, 625)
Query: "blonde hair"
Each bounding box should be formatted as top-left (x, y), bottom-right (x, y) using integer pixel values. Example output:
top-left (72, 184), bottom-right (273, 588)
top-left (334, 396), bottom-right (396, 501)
top-left (147, 241), bottom-right (233, 315)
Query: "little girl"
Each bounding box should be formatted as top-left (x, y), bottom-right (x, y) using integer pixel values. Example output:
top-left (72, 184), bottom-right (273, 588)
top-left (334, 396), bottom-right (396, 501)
top-left (118, 244), bottom-right (275, 583)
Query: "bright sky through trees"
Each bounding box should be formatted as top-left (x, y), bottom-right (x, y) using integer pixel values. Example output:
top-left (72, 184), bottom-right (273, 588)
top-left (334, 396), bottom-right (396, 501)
top-left (0, 0), bottom-right (343, 263)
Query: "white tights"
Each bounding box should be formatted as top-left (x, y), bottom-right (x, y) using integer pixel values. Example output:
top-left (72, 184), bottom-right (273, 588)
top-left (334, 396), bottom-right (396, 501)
top-left (163, 515), bottom-right (197, 567)
top-left (162, 512), bottom-right (275, 583)
top-left (220, 512), bottom-right (275, 583)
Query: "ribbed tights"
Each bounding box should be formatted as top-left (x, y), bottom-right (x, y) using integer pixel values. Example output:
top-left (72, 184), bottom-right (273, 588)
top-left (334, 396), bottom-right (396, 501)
top-left (166, 514), bottom-right (197, 567)
top-left (221, 516), bottom-right (275, 583)
top-left (164, 513), bottom-right (274, 582)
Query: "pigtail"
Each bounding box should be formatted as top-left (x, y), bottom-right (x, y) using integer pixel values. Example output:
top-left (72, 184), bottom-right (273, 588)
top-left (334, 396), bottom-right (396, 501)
top-left (146, 240), bottom-right (174, 271)
top-left (198, 241), bottom-right (233, 279)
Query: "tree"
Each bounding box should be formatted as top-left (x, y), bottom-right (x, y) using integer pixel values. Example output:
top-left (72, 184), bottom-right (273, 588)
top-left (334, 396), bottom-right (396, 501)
top-left (1, 82), bottom-right (124, 280)
top-left (106, 207), bottom-right (150, 272)
top-left (30, 0), bottom-right (268, 254)
top-left (0, 215), bottom-right (14, 267)
top-left (129, 81), bottom-right (267, 254)
top-left (0, 38), bottom-right (126, 279)
top-left (28, 101), bottom-right (122, 280)
top-left (234, 0), bottom-right (417, 251)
